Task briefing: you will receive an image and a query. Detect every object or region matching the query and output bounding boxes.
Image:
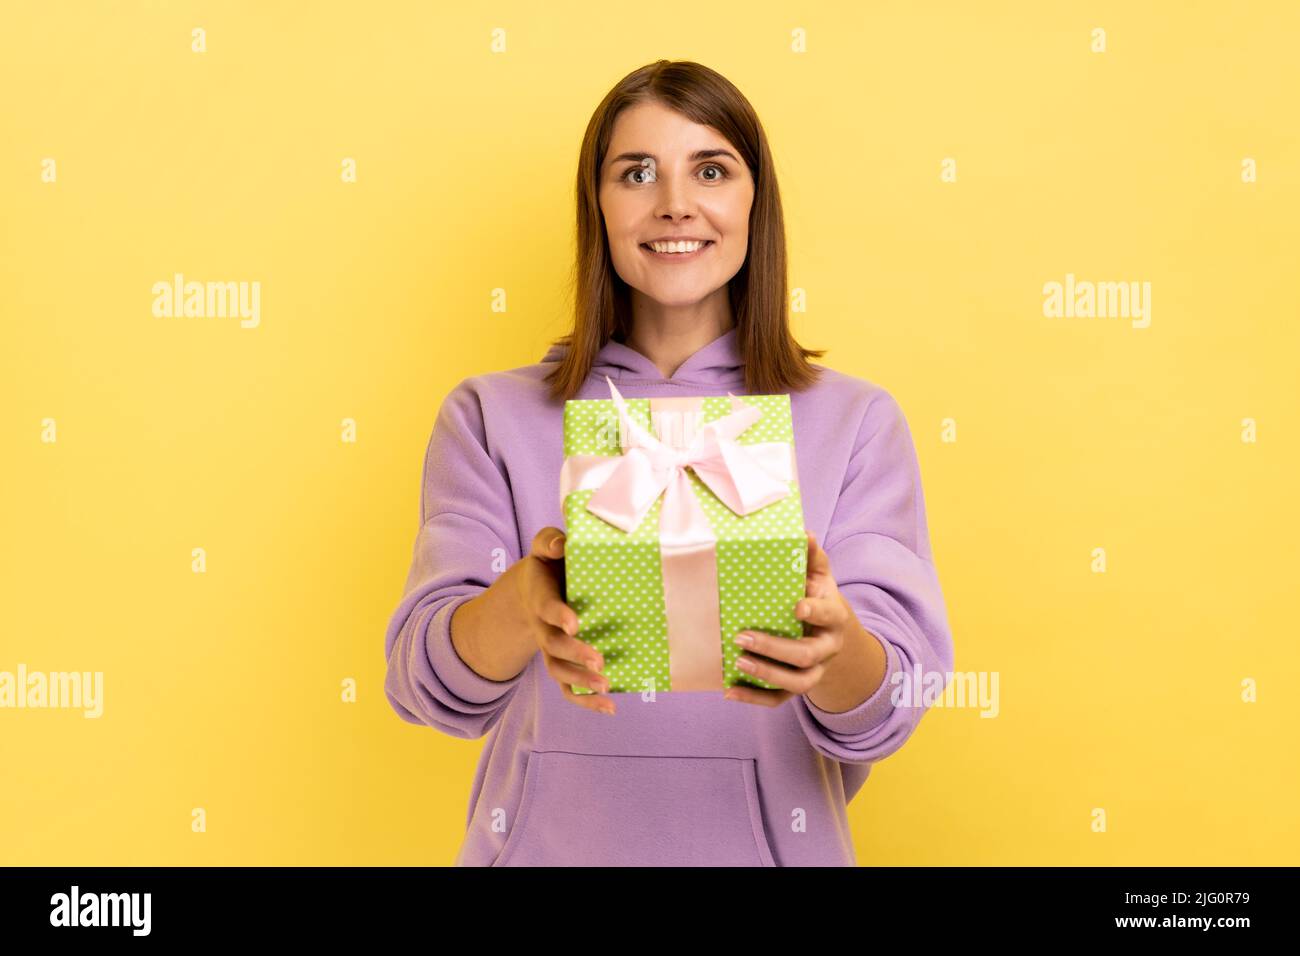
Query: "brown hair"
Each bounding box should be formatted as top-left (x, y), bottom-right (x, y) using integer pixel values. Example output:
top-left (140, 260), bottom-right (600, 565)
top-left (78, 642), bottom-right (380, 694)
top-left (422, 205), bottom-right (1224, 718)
top-left (544, 59), bottom-right (824, 401)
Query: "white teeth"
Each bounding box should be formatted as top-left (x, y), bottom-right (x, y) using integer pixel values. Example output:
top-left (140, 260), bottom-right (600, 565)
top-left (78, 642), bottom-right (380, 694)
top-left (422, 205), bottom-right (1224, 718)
top-left (646, 240), bottom-right (709, 254)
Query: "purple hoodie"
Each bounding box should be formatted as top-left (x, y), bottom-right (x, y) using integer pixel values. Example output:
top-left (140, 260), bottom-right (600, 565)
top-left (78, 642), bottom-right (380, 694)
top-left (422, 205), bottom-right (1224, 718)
top-left (383, 327), bottom-right (954, 866)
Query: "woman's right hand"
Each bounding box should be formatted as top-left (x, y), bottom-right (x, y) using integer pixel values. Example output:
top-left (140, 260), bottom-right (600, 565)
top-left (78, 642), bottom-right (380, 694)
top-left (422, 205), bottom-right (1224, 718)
top-left (514, 527), bottom-right (616, 716)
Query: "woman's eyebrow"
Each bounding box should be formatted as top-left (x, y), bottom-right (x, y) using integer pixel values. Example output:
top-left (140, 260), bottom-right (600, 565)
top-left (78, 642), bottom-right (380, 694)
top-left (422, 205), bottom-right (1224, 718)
top-left (607, 148), bottom-right (740, 166)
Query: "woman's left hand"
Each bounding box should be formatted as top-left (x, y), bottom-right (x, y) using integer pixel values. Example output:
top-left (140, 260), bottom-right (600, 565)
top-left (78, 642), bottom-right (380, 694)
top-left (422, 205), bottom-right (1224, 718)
top-left (724, 531), bottom-right (870, 708)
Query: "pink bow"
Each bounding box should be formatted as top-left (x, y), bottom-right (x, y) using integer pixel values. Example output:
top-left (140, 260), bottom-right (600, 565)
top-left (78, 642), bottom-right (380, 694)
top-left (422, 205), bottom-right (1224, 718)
top-left (584, 376), bottom-right (792, 537)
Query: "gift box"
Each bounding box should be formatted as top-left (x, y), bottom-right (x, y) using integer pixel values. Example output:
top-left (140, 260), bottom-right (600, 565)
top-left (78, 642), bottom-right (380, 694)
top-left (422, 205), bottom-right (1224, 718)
top-left (560, 377), bottom-right (808, 694)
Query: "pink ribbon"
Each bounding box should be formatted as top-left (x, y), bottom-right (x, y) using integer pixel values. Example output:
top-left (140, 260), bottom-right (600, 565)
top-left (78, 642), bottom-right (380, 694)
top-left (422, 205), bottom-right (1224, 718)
top-left (560, 377), bottom-right (795, 691)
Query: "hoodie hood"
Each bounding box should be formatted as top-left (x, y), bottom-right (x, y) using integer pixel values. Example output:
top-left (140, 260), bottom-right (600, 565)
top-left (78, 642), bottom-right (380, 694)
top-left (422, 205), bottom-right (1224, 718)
top-left (540, 327), bottom-right (745, 386)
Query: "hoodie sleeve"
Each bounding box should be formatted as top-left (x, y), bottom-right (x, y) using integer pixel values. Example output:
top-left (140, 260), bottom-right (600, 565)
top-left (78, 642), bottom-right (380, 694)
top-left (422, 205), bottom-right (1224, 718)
top-left (383, 377), bottom-right (527, 739)
top-left (793, 387), bottom-right (955, 765)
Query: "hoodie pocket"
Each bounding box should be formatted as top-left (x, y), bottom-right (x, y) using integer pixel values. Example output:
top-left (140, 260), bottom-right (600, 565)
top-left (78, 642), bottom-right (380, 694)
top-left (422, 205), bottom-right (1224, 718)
top-left (492, 750), bottom-right (778, 867)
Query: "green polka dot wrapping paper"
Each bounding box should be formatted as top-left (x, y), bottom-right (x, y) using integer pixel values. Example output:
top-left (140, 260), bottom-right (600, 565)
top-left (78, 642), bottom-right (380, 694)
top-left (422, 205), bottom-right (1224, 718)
top-left (560, 378), bottom-right (808, 695)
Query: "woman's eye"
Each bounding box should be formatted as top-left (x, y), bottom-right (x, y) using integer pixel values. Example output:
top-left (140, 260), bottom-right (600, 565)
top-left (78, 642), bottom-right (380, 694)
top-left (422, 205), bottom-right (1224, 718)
top-left (620, 163), bottom-right (729, 184)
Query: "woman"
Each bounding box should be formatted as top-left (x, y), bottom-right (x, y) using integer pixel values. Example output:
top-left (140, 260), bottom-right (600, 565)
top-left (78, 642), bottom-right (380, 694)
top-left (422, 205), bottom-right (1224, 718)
top-left (384, 60), bottom-right (954, 866)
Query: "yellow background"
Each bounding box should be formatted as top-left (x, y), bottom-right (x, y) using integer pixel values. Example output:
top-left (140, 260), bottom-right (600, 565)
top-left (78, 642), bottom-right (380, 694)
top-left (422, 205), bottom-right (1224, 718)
top-left (2, 0), bottom-right (1296, 865)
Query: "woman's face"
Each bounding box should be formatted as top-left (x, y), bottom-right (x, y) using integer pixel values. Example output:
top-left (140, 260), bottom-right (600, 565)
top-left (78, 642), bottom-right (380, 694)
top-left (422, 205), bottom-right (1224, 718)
top-left (598, 100), bottom-right (755, 309)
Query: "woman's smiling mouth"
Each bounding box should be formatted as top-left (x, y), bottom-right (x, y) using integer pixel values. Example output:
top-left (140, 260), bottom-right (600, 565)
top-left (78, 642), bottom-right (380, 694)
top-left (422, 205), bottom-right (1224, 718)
top-left (639, 239), bottom-right (714, 260)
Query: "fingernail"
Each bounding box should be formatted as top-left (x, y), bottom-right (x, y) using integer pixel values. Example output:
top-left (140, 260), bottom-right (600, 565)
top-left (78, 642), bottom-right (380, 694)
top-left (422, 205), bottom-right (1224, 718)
top-left (734, 632), bottom-right (754, 647)
top-left (794, 602), bottom-right (807, 618)
top-left (736, 656), bottom-right (755, 673)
